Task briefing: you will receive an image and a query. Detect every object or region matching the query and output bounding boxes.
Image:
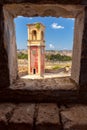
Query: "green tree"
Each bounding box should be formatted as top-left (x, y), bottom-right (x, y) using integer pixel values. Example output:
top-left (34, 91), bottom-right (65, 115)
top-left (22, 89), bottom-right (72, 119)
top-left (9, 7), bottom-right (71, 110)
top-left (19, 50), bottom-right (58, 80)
top-left (18, 53), bottom-right (28, 59)
top-left (45, 53), bottom-right (72, 61)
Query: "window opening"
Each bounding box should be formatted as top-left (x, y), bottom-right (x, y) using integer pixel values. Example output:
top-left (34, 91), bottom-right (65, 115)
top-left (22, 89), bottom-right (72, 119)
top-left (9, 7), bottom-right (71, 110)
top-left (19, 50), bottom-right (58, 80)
top-left (14, 16), bottom-right (75, 79)
top-left (32, 30), bottom-right (37, 40)
top-left (33, 68), bottom-right (36, 74)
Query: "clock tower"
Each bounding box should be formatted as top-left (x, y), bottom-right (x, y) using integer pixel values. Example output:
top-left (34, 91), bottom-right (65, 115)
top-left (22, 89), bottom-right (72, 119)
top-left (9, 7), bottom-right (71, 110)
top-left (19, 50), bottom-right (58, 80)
top-left (27, 23), bottom-right (45, 76)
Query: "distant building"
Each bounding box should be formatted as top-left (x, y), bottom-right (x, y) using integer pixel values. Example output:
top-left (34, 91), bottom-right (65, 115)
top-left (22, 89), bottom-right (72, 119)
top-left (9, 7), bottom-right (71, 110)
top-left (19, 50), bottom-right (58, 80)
top-left (27, 23), bottom-right (45, 76)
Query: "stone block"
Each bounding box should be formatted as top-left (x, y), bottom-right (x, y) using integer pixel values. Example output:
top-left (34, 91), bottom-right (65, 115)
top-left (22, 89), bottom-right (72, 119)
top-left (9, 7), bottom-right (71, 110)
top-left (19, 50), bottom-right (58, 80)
top-left (61, 105), bottom-right (87, 130)
top-left (9, 103), bottom-right (35, 130)
top-left (35, 103), bottom-right (61, 130)
top-left (0, 103), bottom-right (15, 130)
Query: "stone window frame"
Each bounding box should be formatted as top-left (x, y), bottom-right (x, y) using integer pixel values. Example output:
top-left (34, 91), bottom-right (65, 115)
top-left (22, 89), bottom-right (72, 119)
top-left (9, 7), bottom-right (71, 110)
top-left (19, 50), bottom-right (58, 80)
top-left (2, 3), bottom-right (86, 88)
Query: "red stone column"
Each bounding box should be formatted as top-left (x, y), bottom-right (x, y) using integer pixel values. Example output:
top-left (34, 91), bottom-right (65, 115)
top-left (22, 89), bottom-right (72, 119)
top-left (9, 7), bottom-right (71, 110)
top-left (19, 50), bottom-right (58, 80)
top-left (0, 5), bottom-right (10, 89)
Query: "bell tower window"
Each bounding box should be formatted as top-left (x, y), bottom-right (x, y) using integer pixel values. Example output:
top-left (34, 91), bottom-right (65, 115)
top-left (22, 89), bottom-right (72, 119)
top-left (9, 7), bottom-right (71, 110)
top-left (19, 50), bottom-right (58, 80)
top-left (32, 30), bottom-right (37, 40)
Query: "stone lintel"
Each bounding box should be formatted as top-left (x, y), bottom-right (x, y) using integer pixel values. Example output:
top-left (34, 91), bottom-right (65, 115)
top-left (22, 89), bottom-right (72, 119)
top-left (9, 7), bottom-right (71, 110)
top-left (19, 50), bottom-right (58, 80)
top-left (2, 0), bottom-right (87, 5)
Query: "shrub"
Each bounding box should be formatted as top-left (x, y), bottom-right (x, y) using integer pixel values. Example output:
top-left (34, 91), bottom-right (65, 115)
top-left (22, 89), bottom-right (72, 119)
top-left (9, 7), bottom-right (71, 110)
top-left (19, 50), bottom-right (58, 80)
top-left (18, 53), bottom-right (28, 59)
top-left (35, 23), bottom-right (41, 29)
top-left (46, 53), bottom-right (72, 61)
top-left (52, 65), bottom-right (62, 70)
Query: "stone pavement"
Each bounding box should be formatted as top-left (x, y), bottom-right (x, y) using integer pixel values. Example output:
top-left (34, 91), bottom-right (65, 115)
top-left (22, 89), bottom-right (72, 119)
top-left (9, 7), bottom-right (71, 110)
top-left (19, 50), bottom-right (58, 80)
top-left (0, 103), bottom-right (87, 130)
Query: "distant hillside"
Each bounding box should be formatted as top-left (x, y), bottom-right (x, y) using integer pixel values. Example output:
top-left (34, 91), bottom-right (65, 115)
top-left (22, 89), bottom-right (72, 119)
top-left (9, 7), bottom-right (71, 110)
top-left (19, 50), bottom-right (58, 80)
top-left (17, 49), bottom-right (72, 61)
top-left (46, 50), bottom-right (72, 57)
top-left (17, 49), bottom-right (28, 55)
top-left (17, 49), bottom-right (72, 57)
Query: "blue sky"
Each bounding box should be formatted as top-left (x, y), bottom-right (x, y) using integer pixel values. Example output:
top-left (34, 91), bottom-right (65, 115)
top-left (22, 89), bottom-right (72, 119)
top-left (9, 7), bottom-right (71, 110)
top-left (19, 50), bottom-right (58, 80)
top-left (14, 17), bottom-right (75, 50)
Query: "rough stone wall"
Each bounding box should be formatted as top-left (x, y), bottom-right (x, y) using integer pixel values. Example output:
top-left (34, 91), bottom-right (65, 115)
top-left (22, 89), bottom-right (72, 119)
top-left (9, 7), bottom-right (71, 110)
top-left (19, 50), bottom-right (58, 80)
top-left (0, 1), bottom-right (87, 88)
top-left (3, 3), bottom-right (84, 85)
top-left (3, 7), bottom-right (18, 84)
top-left (79, 7), bottom-right (87, 86)
top-left (0, 6), bottom-right (10, 88)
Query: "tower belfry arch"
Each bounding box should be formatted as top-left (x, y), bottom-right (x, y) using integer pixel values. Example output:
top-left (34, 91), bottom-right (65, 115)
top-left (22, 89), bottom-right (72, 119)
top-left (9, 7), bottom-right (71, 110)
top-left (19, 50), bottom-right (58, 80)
top-left (27, 23), bottom-right (45, 76)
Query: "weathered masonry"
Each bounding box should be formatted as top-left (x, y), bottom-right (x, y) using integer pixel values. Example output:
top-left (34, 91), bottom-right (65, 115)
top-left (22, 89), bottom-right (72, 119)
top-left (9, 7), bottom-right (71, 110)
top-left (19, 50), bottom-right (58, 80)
top-left (0, 0), bottom-right (87, 103)
top-left (2, 2), bottom-right (87, 86)
top-left (1, 1), bottom-right (87, 130)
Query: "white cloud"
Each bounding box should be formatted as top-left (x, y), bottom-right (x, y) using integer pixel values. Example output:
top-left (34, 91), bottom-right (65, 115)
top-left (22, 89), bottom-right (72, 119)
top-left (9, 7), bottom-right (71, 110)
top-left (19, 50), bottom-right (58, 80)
top-left (51, 23), bottom-right (64, 29)
top-left (29, 17), bottom-right (33, 19)
top-left (67, 18), bottom-right (75, 20)
top-left (71, 18), bottom-right (74, 20)
top-left (17, 16), bottom-right (23, 18)
top-left (49, 44), bottom-right (55, 49)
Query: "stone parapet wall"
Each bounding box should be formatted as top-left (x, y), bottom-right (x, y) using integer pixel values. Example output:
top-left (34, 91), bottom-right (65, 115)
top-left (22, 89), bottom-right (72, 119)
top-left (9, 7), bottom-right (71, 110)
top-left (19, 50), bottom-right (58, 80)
top-left (0, 103), bottom-right (87, 130)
